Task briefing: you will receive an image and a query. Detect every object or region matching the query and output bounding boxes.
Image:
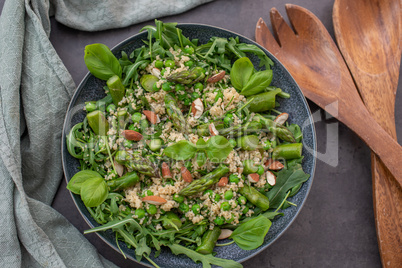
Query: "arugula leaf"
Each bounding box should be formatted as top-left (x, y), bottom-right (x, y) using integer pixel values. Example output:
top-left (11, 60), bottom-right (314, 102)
top-left (80, 176), bottom-right (108, 207)
top-left (167, 244), bottom-right (242, 268)
top-left (84, 43), bottom-right (122, 80)
top-left (122, 59), bottom-right (150, 85)
top-left (205, 135), bottom-right (233, 163)
top-left (230, 57), bottom-right (254, 90)
top-left (236, 43), bottom-right (274, 69)
top-left (240, 69), bottom-right (273, 96)
top-left (230, 215), bottom-right (272, 250)
top-left (163, 140), bottom-right (197, 160)
top-left (67, 170), bottom-right (102, 194)
top-left (266, 166), bottom-right (310, 208)
top-left (287, 123), bottom-right (303, 143)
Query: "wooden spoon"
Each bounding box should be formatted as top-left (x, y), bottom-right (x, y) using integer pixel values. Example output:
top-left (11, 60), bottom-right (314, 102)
top-left (255, 5), bottom-right (402, 187)
top-left (333, 0), bottom-right (402, 266)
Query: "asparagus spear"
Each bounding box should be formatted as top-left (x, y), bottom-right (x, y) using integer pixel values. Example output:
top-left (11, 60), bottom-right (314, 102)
top-left (219, 121), bottom-right (262, 137)
top-left (239, 185), bottom-right (270, 211)
top-left (165, 94), bottom-right (188, 134)
top-left (253, 114), bottom-right (295, 143)
top-left (272, 143), bottom-right (303, 160)
top-left (107, 75), bottom-right (125, 106)
top-left (195, 227), bottom-right (221, 254)
top-left (179, 164), bottom-right (229, 196)
top-left (166, 67), bottom-right (205, 84)
top-left (86, 110), bottom-right (109, 136)
top-left (115, 150), bottom-right (159, 177)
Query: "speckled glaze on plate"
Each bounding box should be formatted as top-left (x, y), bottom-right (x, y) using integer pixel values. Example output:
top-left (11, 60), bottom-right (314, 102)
top-left (61, 24), bottom-right (316, 267)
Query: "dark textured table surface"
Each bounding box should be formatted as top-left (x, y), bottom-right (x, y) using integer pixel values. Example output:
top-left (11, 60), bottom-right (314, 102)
top-left (2, 0), bottom-right (401, 267)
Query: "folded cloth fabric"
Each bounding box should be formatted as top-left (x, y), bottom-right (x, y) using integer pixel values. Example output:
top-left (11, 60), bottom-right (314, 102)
top-left (0, 0), bottom-right (211, 267)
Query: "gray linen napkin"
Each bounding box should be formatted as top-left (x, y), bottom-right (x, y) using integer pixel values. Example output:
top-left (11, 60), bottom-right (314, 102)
top-left (0, 0), bottom-right (211, 267)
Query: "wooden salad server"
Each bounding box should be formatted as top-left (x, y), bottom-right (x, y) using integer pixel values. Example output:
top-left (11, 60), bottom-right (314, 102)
top-left (254, 5), bottom-right (402, 188)
top-left (333, 0), bottom-right (401, 266)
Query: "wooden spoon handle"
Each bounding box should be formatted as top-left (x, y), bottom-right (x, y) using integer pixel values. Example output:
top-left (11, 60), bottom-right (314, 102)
top-left (340, 103), bottom-right (402, 186)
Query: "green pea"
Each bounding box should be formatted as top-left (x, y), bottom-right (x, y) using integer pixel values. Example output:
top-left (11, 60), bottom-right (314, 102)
top-left (106, 104), bottom-right (116, 113)
top-left (160, 69), bottom-right (166, 77)
top-left (184, 47), bottom-right (194, 54)
top-left (192, 204), bottom-right (201, 215)
top-left (165, 60), bottom-right (175, 68)
top-left (123, 139), bottom-right (134, 148)
top-left (214, 216), bottom-right (225, 225)
top-left (146, 204), bottom-right (157, 215)
top-left (162, 82), bottom-right (173, 92)
top-left (128, 124), bottom-right (140, 132)
top-left (263, 140), bottom-right (272, 150)
top-left (131, 112), bottom-right (142, 123)
top-left (214, 194), bottom-right (221, 202)
top-left (229, 174), bottom-right (240, 184)
top-left (148, 139), bottom-right (163, 152)
top-left (175, 84), bottom-right (185, 92)
top-left (194, 82), bottom-right (204, 91)
top-left (173, 193), bottom-right (184, 203)
top-left (223, 114), bottom-right (234, 125)
top-left (184, 98), bottom-right (191, 106)
top-left (257, 165), bottom-right (264, 175)
top-left (221, 202), bottom-right (230, 211)
top-left (146, 190), bottom-right (153, 196)
top-left (179, 203), bottom-right (189, 213)
top-left (152, 82), bottom-right (160, 92)
top-left (184, 60), bottom-right (194, 68)
top-left (134, 209), bottom-right (146, 219)
top-left (191, 92), bottom-right (200, 100)
top-left (155, 60), bottom-right (164, 69)
top-left (226, 215), bottom-right (234, 224)
top-left (85, 101), bottom-right (97, 113)
top-left (203, 189), bottom-right (214, 196)
top-left (224, 190), bottom-right (233, 200)
top-left (140, 119), bottom-right (149, 132)
top-left (228, 139), bottom-right (237, 148)
top-left (238, 196), bottom-right (247, 205)
top-left (242, 206), bottom-right (249, 214)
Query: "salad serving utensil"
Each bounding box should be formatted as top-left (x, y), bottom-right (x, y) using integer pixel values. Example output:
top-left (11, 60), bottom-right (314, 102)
top-left (333, 0), bottom-right (401, 265)
top-left (255, 5), bottom-right (402, 187)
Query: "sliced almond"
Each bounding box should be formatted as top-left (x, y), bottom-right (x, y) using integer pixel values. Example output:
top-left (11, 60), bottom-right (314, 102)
top-left (248, 173), bottom-right (260, 183)
top-left (142, 195), bottom-right (167, 205)
top-left (207, 71), bottom-right (226, 83)
top-left (266, 160), bottom-right (284, 171)
top-left (114, 160), bottom-right (125, 177)
top-left (266, 171), bottom-right (276, 186)
top-left (218, 229), bottom-right (233, 240)
top-left (217, 177), bottom-right (228, 187)
top-left (161, 162), bottom-right (172, 179)
top-left (143, 110), bottom-right (160, 124)
top-left (151, 67), bottom-right (161, 78)
top-left (209, 123), bottom-right (219, 136)
top-left (274, 112), bottom-right (289, 125)
top-left (191, 98), bottom-right (204, 118)
top-left (181, 166), bottom-right (193, 183)
top-left (121, 130), bottom-right (143, 141)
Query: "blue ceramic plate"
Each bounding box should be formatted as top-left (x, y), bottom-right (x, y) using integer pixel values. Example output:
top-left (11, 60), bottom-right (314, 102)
top-left (61, 23), bottom-right (316, 267)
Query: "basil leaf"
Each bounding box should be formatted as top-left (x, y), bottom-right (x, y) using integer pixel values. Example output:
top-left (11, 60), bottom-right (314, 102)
top-left (196, 138), bottom-right (207, 150)
top-left (196, 151), bottom-right (207, 167)
top-left (230, 215), bottom-right (272, 250)
top-left (230, 57), bottom-right (254, 90)
top-left (205, 135), bottom-right (232, 163)
top-left (266, 166), bottom-right (310, 208)
top-left (67, 170), bottom-right (102, 194)
top-left (240, 69), bottom-right (273, 96)
top-left (163, 140), bottom-right (197, 160)
top-left (80, 176), bottom-right (108, 207)
top-left (84, 43), bottom-right (122, 81)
